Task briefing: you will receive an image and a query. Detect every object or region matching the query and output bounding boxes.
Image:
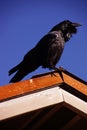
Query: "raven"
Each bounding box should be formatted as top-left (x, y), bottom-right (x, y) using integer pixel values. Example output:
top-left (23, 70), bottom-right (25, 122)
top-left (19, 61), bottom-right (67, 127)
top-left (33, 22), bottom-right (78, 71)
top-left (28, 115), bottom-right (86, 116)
top-left (9, 20), bottom-right (81, 83)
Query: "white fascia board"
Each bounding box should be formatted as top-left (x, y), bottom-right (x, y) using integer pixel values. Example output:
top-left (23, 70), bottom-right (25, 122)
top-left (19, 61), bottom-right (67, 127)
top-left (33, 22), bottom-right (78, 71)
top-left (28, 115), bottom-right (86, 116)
top-left (0, 85), bottom-right (87, 121)
top-left (0, 86), bottom-right (63, 120)
top-left (62, 89), bottom-right (87, 115)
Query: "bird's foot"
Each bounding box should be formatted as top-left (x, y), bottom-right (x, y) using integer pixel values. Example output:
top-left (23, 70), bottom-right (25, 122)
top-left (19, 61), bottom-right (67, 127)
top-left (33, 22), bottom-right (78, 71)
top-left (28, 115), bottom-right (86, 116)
top-left (51, 71), bottom-right (57, 77)
top-left (50, 65), bottom-right (64, 81)
top-left (55, 67), bottom-right (64, 81)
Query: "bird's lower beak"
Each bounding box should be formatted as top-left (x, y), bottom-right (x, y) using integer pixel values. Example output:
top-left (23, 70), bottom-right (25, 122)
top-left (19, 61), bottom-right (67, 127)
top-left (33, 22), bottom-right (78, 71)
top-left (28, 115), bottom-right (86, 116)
top-left (72, 22), bottom-right (82, 27)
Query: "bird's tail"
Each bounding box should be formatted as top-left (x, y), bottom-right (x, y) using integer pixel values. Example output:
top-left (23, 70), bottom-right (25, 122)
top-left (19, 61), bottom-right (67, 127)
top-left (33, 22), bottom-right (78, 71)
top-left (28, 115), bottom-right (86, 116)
top-left (9, 69), bottom-right (25, 83)
top-left (9, 62), bottom-right (40, 83)
top-left (8, 64), bottom-right (21, 76)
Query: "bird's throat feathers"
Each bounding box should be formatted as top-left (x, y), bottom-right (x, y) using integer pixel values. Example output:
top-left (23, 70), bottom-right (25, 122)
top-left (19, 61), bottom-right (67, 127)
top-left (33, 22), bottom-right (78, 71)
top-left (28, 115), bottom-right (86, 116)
top-left (64, 32), bottom-right (72, 42)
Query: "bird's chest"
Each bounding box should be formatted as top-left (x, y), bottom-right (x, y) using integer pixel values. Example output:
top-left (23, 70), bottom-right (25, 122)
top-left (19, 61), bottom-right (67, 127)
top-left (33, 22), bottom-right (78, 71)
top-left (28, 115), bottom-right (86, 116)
top-left (49, 38), bottom-right (65, 65)
top-left (55, 37), bottom-right (65, 54)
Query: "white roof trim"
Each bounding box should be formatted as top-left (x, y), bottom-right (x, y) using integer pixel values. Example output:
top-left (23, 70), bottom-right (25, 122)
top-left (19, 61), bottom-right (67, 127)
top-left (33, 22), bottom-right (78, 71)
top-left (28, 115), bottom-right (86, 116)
top-left (62, 89), bottom-right (87, 117)
top-left (0, 86), bottom-right (87, 120)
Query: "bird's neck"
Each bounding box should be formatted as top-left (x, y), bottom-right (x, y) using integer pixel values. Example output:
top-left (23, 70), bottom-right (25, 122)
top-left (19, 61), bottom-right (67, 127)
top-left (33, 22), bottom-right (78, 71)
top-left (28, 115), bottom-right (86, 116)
top-left (62, 31), bottom-right (72, 42)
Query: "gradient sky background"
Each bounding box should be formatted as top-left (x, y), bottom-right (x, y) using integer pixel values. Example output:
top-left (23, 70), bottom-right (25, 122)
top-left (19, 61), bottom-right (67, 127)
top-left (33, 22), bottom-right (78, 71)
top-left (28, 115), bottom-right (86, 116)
top-left (0, 0), bottom-right (87, 86)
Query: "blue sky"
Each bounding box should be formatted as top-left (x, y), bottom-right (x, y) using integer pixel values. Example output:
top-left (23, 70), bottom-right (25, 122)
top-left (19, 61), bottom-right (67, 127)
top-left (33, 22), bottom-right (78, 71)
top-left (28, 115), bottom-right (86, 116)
top-left (0, 0), bottom-right (87, 86)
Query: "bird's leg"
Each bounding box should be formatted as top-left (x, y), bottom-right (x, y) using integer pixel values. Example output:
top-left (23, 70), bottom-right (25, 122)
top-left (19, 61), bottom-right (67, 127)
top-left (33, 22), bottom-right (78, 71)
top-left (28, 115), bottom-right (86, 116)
top-left (54, 66), bottom-right (64, 81)
top-left (50, 65), bottom-right (64, 81)
top-left (59, 66), bottom-right (65, 72)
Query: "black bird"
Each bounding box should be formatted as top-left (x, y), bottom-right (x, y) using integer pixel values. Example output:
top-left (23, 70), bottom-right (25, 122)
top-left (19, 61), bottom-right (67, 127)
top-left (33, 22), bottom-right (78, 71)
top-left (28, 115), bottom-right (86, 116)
top-left (9, 20), bottom-right (81, 83)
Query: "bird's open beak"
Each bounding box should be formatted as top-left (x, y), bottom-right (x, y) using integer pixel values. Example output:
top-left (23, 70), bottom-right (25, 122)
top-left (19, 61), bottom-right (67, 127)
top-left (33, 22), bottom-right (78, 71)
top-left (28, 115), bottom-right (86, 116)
top-left (72, 22), bottom-right (82, 27)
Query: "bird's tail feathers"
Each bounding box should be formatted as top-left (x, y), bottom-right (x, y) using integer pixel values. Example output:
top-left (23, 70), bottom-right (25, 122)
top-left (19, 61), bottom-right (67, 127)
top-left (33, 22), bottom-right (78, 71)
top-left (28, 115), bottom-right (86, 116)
top-left (9, 70), bottom-right (25, 83)
top-left (9, 62), bottom-right (40, 83)
top-left (9, 64), bottom-right (21, 76)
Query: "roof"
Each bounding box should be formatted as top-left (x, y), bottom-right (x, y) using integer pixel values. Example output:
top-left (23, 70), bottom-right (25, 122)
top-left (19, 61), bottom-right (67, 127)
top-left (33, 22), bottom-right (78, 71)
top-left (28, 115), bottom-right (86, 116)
top-left (0, 68), bottom-right (87, 129)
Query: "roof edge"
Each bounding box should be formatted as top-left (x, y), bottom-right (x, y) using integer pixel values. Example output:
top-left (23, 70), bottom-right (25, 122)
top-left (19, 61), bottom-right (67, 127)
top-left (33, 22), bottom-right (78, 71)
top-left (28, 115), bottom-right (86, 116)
top-left (0, 68), bottom-right (87, 102)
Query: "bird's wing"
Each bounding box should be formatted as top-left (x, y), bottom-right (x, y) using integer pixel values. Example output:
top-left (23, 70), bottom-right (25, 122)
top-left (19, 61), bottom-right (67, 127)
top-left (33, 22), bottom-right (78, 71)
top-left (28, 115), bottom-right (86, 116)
top-left (23, 32), bottom-right (57, 61)
top-left (36, 32), bottom-right (58, 48)
top-left (33, 31), bottom-right (64, 68)
top-left (36, 31), bottom-right (64, 67)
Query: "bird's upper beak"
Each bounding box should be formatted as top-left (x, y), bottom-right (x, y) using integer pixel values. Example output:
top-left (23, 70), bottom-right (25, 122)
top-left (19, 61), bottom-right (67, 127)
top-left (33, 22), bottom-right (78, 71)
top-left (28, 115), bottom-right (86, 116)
top-left (72, 22), bottom-right (82, 27)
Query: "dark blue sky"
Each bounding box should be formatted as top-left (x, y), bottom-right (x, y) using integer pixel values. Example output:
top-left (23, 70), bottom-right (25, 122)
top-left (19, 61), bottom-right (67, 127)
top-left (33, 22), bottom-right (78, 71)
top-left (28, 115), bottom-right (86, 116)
top-left (0, 0), bottom-right (87, 86)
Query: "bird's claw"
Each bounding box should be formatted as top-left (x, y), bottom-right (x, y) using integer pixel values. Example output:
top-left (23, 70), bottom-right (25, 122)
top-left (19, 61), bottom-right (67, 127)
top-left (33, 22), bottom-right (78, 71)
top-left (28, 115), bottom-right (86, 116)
top-left (51, 72), bottom-right (57, 77)
top-left (50, 66), bottom-right (64, 81)
top-left (57, 68), bottom-right (64, 81)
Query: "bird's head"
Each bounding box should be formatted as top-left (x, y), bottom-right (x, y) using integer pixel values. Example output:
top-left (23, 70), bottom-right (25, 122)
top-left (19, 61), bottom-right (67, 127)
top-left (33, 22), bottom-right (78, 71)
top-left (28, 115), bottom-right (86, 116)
top-left (50, 20), bottom-right (81, 41)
